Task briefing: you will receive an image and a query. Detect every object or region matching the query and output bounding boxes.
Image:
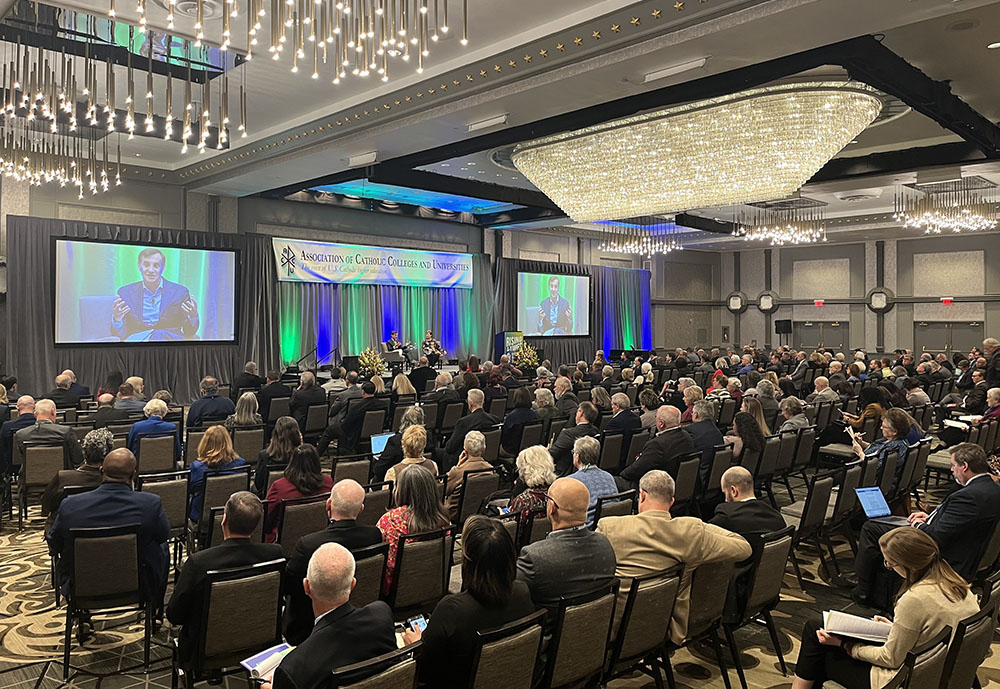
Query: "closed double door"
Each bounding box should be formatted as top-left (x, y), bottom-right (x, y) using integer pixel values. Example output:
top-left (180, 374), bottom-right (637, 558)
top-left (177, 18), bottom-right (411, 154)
top-left (793, 321), bottom-right (848, 350)
top-left (914, 322), bottom-right (983, 358)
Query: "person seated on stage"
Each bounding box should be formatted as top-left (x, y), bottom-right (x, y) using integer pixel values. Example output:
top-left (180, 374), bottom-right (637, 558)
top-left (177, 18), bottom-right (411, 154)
top-left (110, 247), bottom-right (199, 341)
top-left (289, 371), bottom-right (327, 432)
top-left (384, 424), bottom-right (438, 484)
top-left (42, 373), bottom-right (81, 410)
top-left (264, 444), bottom-right (334, 540)
top-left (317, 381), bottom-right (388, 457)
top-left (40, 428), bottom-right (114, 530)
top-left (264, 543), bottom-right (396, 689)
top-left (537, 275), bottom-right (573, 335)
top-left (224, 392), bottom-right (263, 433)
top-left (408, 356), bottom-right (438, 394)
top-left (792, 529), bottom-right (977, 689)
top-left (128, 399), bottom-right (181, 461)
top-left (232, 361), bottom-right (265, 397)
top-left (168, 492), bottom-right (283, 668)
top-left (850, 442), bottom-right (1000, 610)
top-left (422, 329), bottom-right (446, 367)
top-left (187, 377), bottom-right (236, 429)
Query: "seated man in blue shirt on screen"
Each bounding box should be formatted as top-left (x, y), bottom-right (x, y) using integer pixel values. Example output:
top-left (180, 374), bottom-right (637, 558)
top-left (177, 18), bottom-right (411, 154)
top-left (110, 248), bottom-right (200, 341)
top-left (537, 275), bottom-right (573, 335)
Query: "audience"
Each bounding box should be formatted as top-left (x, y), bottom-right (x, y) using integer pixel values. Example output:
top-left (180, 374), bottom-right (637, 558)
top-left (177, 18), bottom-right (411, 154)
top-left (618, 405), bottom-right (694, 489)
top-left (851, 407), bottom-right (912, 490)
top-left (384, 424), bottom-right (438, 483)
top-left (444, 430), bottom-right (493, 520)
top-left (187, 426), bottom-right (247, 523)
top-left (372, 405), bottom-right (431, 482)
top-left (509, 445), bottom-right (557, 521)
top-left (254, 416), bottom-right (302, 495)
top-left (532, 387), bottom-right (560, 441)
top-left (187, 376), bottom-right (236, 428)
top-left (127, 398), bottom-right (181, 461)
top-left (97, 370), bottom-right (124, 399)
top-left (548, 401), bottom-right (600, 476)
top-left (266, 543), bottom-right (395, 689)
top-left (597, 469), bottom-right (751, 644)
top-left (805, 376), bottom-right (838, 403)
top-left (91, 393), bottom-right (129, 428)
top-left (14, 399), bottom-right (83, 471)
top-left (327, 371), bottom-right (363, 426)
top-left (571, 435), bottom-right (619, 528)
top-left (264, 444), bottom-right (334, 540)
top-left (321, 366), bottom-right (347, 394)
top-left (224, 391), bottom-right (263, 432)
top-left (590, 385), bottom-right (612, 413)
top-left (283, 479), bottom-right (382, 645)
top-left (289, 371), bottom-right (326, 432)
top-left (40, 428), bottom-right (114, 528)
top-left (405, 516), bottom-right (536, 687)
top-left (114, 383), bottom-right (146, 414)
top-left (390, 373), bottom-right (417, 402)
top-left (501, 387), bottom-right (540, 456)
top-left (680, 384), bottom-right (703, 424)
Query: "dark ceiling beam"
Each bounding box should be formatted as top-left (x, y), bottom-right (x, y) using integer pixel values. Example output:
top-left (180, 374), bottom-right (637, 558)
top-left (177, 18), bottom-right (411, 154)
top-left (478, 206), bottom-right (567, 228)
top-left (368, 168), bottom-right (562, 210)
top-left (809, 141), bottom-right (986, 184)
top-left (675, 213), bottom-right (734, 235)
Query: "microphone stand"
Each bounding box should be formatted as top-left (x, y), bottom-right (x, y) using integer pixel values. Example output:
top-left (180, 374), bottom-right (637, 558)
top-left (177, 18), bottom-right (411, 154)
top-left (317, 346), bottom-right (340, 367)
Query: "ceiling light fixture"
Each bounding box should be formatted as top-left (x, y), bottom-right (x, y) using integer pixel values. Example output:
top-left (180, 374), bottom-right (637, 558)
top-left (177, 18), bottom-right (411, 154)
top-left (641, 56), bottom-right (708, 83)
top-left (598, 216), bottom-right (684, 257)
top-left (733, 206), bottom-right (828, 246)
top-left (349, 150), bottom-right (378, 166)
top-left (467, 113), bottom-right (507, 132)
top-left (988, 41), bottom-right (1000, 49)
top-left (893, 180), bottom-right (998, 234)
top-left (512, 81), bottom-right (882, 222)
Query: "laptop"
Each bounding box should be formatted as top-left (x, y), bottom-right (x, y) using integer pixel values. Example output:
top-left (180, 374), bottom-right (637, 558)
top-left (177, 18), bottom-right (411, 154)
top-left (854, 487), bottom-right (910, 526)
top-left (370, 432), bottom-right (395, 457)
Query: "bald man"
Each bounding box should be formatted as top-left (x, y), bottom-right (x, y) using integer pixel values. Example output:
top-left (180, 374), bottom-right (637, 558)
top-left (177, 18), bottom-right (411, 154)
top-left (617, 405), bottom-right (694, 489)
top-left (515, 477), bottom-right (616, 609)
top-left (47, 449), bottom-right (169, 638)
top-left (62, 369), bottom-right (91, 398)
top-left (283, 480), bottom-right (383, 645)
top-left (42, 373), bottom-right (80, 409)
top-left (92, 393), bottom-right (130, 429)
top-left (0, 395), bottom-right (35, 476)
top-left (14, 398), bottom-right (83, 471)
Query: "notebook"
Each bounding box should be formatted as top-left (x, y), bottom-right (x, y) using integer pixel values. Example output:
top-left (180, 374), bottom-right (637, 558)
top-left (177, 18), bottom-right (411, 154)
top-left (855, 487), bottom-right (909, 525)
top-left (822, 610), bottom-right (891, 643)
top-left (371, 432), bottom-right (394, 456)
top-left (241, 643), bottom-right (292, 680)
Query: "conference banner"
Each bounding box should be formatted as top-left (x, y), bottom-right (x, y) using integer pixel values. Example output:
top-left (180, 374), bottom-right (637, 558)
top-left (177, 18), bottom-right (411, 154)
top-left (272, 238), bottom-right (473, 289)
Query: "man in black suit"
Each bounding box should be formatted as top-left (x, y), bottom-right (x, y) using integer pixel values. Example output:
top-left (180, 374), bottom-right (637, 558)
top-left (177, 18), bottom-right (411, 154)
top-left (167, 492), bottom-right (283, 665)
top-left (186, 377), bottom-right (236, 428)
top-left (232, 361), bottom-right (266, 398)
top-left (709, 467), bottom-right (787, 540)
top-left (42, 374), bottom-right (80, 410)
top-left (443, 388), bottom-right (499, 469)
top-left (91, 394), bottom-right (130, 429)
top-left (685, 400), bottom-right (725, 487)
top-left (937, 368), bottom-right (988, 424)
top-left (588, 363), bottom-right (604, 387)
top-left (283, 479), bottom-right (383, 645)
top-left (500, 367), bottom-right (523, 390)
top-left (269, 543), bottom-right (396, 689)
top-left (851, 443), bottom-right (1000, 609)
top-left (327, 371), bottom-right (363, 424)
top-left (605, 392), bottom-right (641, 435)
top-left (422, 372), bottom-right (462, 429)
top-left (408, 356), bottom-right (437, 393)
top-left (257, 370), bottom-right (289, 424)
top-left (47, 448), bottom-right (169, 640)
top-left (62, 369), bottom-right (91, 399)
top-left (548, 402), bottom-right (600, 477)
top-left (598, 366), bottom-right (615, 392)
top-left (14, 399), bottom-right (84, 472)
top-left (1, 395), bottom-right (35, 476)
top-left (553, 377), bottom-right (579, 419)
top-left (618, 405), bottom-right (695, 489)
top-left (288, 371), bottom-right (327, 433)
top-left (316, 382), bottom-right (388, 457)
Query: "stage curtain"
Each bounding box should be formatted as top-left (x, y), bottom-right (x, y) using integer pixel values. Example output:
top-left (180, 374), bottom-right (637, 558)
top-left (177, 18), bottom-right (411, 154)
top-left (6, 215), bottom-right (280, 404)
top-left (493, 257), bottom-right (651, 366)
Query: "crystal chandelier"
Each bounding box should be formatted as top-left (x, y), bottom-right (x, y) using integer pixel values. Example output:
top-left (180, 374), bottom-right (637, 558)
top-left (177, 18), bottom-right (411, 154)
top-left (597, 216), bottom-right (683, 257)
top-left (733, 206), bottom-right (827, 246)
top-left (511, 81), bottom-right (883, 223)
top-left (893, 181), bottom-right (998, 234)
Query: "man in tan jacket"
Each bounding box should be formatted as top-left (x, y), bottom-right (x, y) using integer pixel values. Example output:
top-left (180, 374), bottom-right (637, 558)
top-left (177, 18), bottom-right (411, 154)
top-left (443, 430), bottom-right (493, 520)
top-left (597, 469), bottom-right (752, 644)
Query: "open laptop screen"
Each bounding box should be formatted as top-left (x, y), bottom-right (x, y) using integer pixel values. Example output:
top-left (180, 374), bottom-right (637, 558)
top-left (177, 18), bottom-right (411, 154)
top-left (855, 487), bottom-right (891, 519)
top-left (371, 432), bottom-right (394, 456)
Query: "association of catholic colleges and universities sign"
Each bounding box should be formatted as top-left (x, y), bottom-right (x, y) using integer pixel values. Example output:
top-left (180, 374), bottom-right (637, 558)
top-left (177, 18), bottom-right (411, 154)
top-left (272, 238), bottom-right (474, 289)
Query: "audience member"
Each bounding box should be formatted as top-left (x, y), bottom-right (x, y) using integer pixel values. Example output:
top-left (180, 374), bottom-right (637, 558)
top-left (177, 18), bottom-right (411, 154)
top-left (571, 435), bottom-right (619, 527)
top-left (501, 387), bottom-right (540, 456)
top-left (232, 361), bottom-right (265, 395)
top-left (851, 408), bottom-right (912, 491)
top-left (685, 399), bottom-right (725, 484)
top-left (404, 516), bottom-right (535, 686)
top-left (709, 467), bottom-right (786, 544)
top-left (43, 373), bottom-right (81, 409)
top-left (317, 381), bottom-right (388, 457)
top-left (224, 391), bottom-right (263, 432)
top-left (680, 384), bottom-right (703, 424)
top-left (97, 371), bottom-right (124, 399)
top-left (127, 398), bottom-right (181, 461)
top-left (321, 367), bottom-right (347, 394)
top-left (778, 396), bottom-right (810, 433)
top-left (0, 395), bottom-right (35, 475)
top-left (167, 492), bottom-right (282, 665)
top-left (408, 356), bottom-right (438, 393)
top-left (14, 399), bottom-right (84, 471)
top-left (638, 389), bottom-right (661, 429)
top-left (187, 426), bottom-right (247, 523)
top-left (724, 411), bottom-right (766, 463)
top-left (937, 386), bottom-right (1000, 448)
top-left (114, 383), bottom-right (146, 414)
top-left (327, 371), bottom-right (363, 426)
top-left (598, 469), bottom-right (751, 643)
top-left (91, 393), bottom-right (129, 428)
top-left (254, 416), bottom-right (301, 495)
top-left (186, 377), bottom-right (236, 428)
top-left (257, 370), bottom-right (288, 423)
top-left (508, 445), bottom-right (556, 521)
top-left (62, 369), bottom-right (90, 398)
top-left (288, 371), bottom-right (326, 432)
top-left (903, 377), bottom-right (931, 406)
top-left (618, 405), bottom-right (695, 489)
top-left (267, 543), bottom-right (396, 689)
top-left (390, 373), bottom-right (417, 403)
top-left (283, 480), bottom-right (382, 645)
top-left (40, 428), bottom-right (114, 527)
top-left (606, 392), bottom-right (641, 436)
top-left (548, 401), bottom-right (600, 476)
top-left (264, 444), bottom-right (334, 540)
top-left (553, 376), bottom-right (580, 419)
top-left (444, 430), bottom-right (494, 520)
top-left (384, 424), bottom-right (438, 483)
top-left (806, 377), bottom-right (838, 404)
top-left (590, 385), bottom-right (612, 412)
top-left (442, 388), bottom-right (499, 469)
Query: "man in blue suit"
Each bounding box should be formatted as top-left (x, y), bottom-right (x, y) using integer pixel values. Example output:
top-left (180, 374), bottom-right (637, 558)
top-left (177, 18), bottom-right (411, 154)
top-left (47, 448), bottom-right (169, 640)
top-left (110, 248), bottom-right (199, 341)
top-left (128, 398), bottom-right (181, 464)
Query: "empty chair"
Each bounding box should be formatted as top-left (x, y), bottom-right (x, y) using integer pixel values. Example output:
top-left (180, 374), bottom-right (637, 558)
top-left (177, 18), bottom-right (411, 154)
top-left (17, 441), bottom-right (67, 530)
top-left (592, 490), bottom-right (637, 528)
top-left (138, 470), bottom-right (190, 575)
top-left (332, 454), bottom-right (373, 485)
top-left (671, 560), bottom-right (736, 689)
top-left (231, 427), bottom-right (265, 464)
top-left (357, 481), bottom-right (393, 527)
top-left (939, 605), bottom-right (997, 689)
top-left (386, 529), bottom-right (453, 612)
top-left (136, 433), bottom-right (178, 474)
top-left (276, 495), bottom-right (330, 556)
top-left (541, 584), bottom-right (619, 689)
top-left (349, 542), bottom-right (390, 609)
top-left (454, 467), bottom-right (501, 526)
top-left (329, 643), bottom-right (420, 689)
top-left (598, 432), bottom-right (625, 474)
top-left (671, 453), bottom-right (702, 516)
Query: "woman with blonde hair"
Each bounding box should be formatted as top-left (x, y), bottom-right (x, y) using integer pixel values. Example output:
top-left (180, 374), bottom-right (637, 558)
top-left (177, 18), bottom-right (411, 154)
top-left (224, 391), bottom-right (262, 431)
top-left (0, 383), bottom-right (9, 424)
top-left (188, 426), bottom-right (247, 522)
top-left (391, 373), bottom-right (417, 401)
top-left (741, 396), bottom-right (771, 436)
top-left (791, 528), bottom-right (976, 689)
top-left (385, 424), bottom-right (438, 483)
top-left (681, 385), bottom-right (703, 424)
top-left (590, 385), bottom-right (612, 412)
top-left (371, 375), bottom-right (386, 395)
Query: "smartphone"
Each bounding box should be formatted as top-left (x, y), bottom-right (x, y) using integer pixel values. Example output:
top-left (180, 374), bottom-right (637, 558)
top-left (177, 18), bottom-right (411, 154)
top-left (499, 506), bottom-right (512, 515)
top-left (407, 615), bottom-right (428, 633)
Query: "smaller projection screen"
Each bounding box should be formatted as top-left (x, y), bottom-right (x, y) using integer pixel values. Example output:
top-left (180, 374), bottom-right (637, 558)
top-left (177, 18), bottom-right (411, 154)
top-left (517, 272), bottom-right (590, 336)
top-left (54, 239), bottom-right (238, 345)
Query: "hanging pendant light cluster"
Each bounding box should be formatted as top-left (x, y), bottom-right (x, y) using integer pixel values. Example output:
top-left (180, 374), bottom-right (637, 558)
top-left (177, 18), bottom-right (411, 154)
top-left (733, 206), bottom-right (828, 246)
top-left (893, 180), bottom-right (998, 234)
top-left (598, 216), bottom-right (684, 257)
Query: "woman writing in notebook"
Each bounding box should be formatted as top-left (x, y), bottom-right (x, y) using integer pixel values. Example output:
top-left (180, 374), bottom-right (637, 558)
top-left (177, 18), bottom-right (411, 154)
top-left (790, 528), bottom-right (977, 689)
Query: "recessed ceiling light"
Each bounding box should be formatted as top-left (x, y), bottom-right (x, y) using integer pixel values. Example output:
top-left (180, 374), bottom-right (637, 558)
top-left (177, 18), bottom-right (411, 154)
top-left (989, 41), bottom-right (1000, 49)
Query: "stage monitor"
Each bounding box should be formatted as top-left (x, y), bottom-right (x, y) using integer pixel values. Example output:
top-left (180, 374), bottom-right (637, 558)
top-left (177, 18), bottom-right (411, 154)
top-left (53, 239), bottom-right (238, 345)
top-left (517, 272), bottom-right (590, 337)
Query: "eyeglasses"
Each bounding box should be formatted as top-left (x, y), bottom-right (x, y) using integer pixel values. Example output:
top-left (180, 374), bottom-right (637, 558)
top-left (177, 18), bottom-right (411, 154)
top-left (883, 559), bottom-right (897, 570)
top-left (544, 492), bottom-right (561, 510)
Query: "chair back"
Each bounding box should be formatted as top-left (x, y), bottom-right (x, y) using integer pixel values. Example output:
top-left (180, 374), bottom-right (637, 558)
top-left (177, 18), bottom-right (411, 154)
top-left (975, 519), bottom-right (1000, 577)
top-left (774, 431), bottom-right (798, 473)
top-left (904, 626), bottom-right (952, 689)
top-left (740, 447), bottom-right (761, 476)
top-left (456, 468), bottom-right (501, 526)
top-left (547, 418), bottom-right (569, 445)
top-left (481, 427), bottom-right (502, 463)
top-left (137, 433), bottom-right (177, 474)
top-left (232, 427), bottom-right (265, 464)
top-left (799, 471), bottom-right (837, 537)
top-left (184, 430), bottom-right (207, 467)
top-left (860, 454), bottom-right (879, 488)
top-left (419, 402), bottom-right (438, 428)
top-left (672, 454), bottom-right (701, 513)
top-left (814, 402), bottom-right (834, 432)
top-left (22, 442), bottom-right (66, 488)
top-left (199, 559), bottom-right (284, 672)
top-left (469, 610), bottom-right (545, 689)
top-left (208, 504), bottom-right (266, 547)
top-left (578, 388), bottom-right (591, 402)
top-left (940, 606), bottom-right (996, 689)
top-left (333, 456), bottom-right (372, 484)
top-left (686, 559), bottom-right (735, 639)
top-left (391, 404), bottom-right (413, 432)
top-left (488, 397), bottom-right (506, 419)
top-left (520, 511), bottom-right (551, 545)
top-left (277, 495), bottom-right (330, 556)
top-left (908, 440), bottom-right (932, 493)
top-left (878, 450), bottom-right (900, 500)
top-left (897, 443), bottom-right (921, 499)
top-left (744, 526), bottom-right (795, 617)
top-left (598, 432), bottom-right (624, 473)
top-left (544, 585), bottom-right (618, 689)
top-left (329, 643), bottom-right (420, 689)
top-left (304, 404), bottom-right (329, 435)
top-left (625, 432), bottom-right (649, 465)
top-left (607, 569), bottom-right (682, 672)
top-left (68, 524), bottom-right (141, 609)
top-left (349, 542), bottom-right (390, 608)
top-left (791, 426), bottom-right (816, 472)
top-left (197, 468), bottom-right (252, 530)
top-left (717, 398), bottom-right (737, 427)
top-left (830, 461), bottom-right (863, 524)
top-left (519, 422), bottom-right (545, 451)
top-left (593, 490), bottom-right (636, 527)
top-left (358, 481), bottom-right (393, 527)
top-left (860, 415), bottom-right (879, 443)
top-left (983, 569), bottom-right (1000, 610)
top-left (702, 444), bottom-right (733, 502)
top-left (361, 410), bottom-right (387, 440)
top-left (388, 529), bottom-right (452, 609)
top-left (756, 435), bottom-right (781, 481)
top-left (439, 403), bottom-right (465, 433)
top-left (138, 470), bottom-right (190, 534)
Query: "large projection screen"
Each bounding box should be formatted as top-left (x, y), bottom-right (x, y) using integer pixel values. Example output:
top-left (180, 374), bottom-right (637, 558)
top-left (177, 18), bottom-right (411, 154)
top-left (517, 272), bottom-right (590, 336)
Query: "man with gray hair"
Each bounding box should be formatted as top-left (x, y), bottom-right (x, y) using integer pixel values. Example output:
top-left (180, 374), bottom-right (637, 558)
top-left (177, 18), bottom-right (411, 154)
top-left (125, 376), bottom-right (147, 402)
top-left (61, 369), bottom-right (91, 398)
top-left (598, 469), bottom-right (751, 644)
top-left (443, 388), bottom-right (499, 469)
top-left (187, 375), bottom-right (236, 428)
top-left (43, 373), bottom-right (80, 409)
top-left (618, 405), bottom-right (694, 489)
top-left (606, 392), bottom-right (641, 436)
top-left (91, 393), bottom-right (129, 429)
top-left (126, 398), bottom-right (181, 460)
top-left (599, 365), bottom-right (615, 392)
top-left (985, 337), bottom-right (1000, 387)
top-left (268, 543), bottom-right (395, 689)
top-left (709, 467), bottom-right (786, 540)
top-left (553, 376), bottom-right (580, 419)
top-left (168, 491), bottom-right (282, 665)
top-left (444, 430), bottom-right (494, 520)
top-left (806, 376), bottom-right (839, 404)
top-left (0, 395), bottom-right (35, 475)
top-left (571, 435), bottom-right (619, 528)
top-left (289, 370), bottom-right (327, 432)
top-left (14, 398), bottom-right (83, 471)
top-left (684, 399), bottom-right (725, 487)
top-left (233, 361), bottom-right (265, 398)
top-left (283, 479), bottom-right (383, 645)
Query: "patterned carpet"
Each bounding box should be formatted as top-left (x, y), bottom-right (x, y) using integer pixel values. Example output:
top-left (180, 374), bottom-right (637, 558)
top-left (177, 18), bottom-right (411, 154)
top-left (1, 480), bottom-right (998, 689)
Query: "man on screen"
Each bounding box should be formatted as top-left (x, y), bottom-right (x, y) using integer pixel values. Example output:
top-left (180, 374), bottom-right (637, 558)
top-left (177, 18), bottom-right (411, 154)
top-left (537, 275), bottom-right (573, 335)
top-left (110, 249), bottom-right (200, 341)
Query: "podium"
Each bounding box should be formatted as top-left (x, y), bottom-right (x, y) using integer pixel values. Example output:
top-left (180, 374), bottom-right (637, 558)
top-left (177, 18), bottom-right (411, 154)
top-left (495, 331), bottom-right (524, 359)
